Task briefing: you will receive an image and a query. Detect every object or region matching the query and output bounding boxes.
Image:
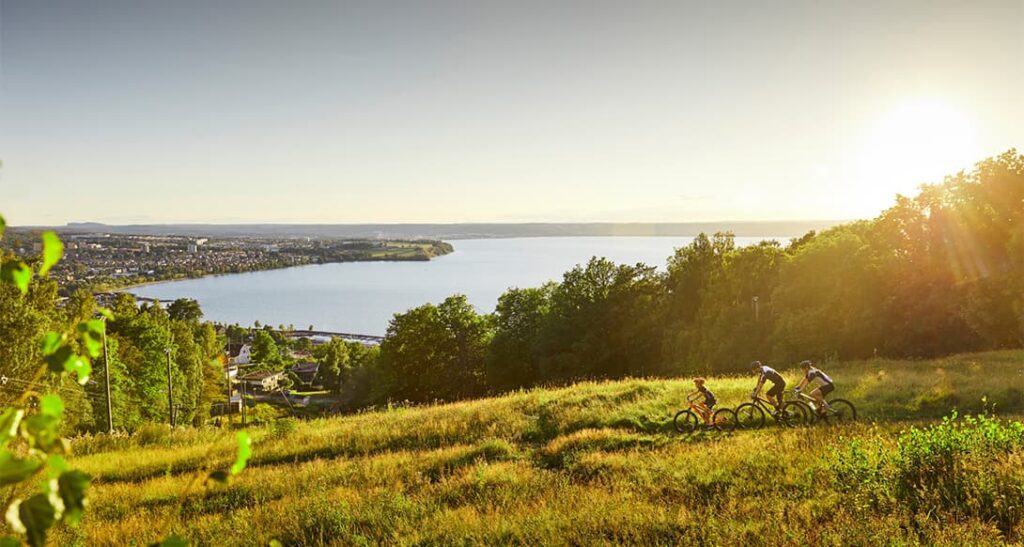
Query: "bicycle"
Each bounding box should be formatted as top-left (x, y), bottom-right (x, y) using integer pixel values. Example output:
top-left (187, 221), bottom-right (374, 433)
top-left (735, 393), bottom-right (810, 429)
top-left (794, 390), bottom-right (857, 424)
top-left (673, 401), bottom-right (738, 434)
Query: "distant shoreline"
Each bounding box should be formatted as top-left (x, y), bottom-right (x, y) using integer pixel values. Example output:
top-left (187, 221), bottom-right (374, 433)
top-left (24, 220), bottom-right (844, 240)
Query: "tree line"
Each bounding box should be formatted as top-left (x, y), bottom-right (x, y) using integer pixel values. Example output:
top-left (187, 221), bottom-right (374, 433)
top-left (354, 151), bottom-right (1023, 404)
top-left (3, 151), bottom-right (1020, 422)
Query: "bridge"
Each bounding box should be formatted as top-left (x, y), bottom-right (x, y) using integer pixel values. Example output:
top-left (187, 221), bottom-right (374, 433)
top-left (283, 329), bottom-right (384, 344)
top-left (99, 293), bottom-right (385, 344)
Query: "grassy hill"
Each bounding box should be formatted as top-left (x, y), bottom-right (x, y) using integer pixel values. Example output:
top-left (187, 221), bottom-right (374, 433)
top-left (57, 350), bottom-right (1024, 545)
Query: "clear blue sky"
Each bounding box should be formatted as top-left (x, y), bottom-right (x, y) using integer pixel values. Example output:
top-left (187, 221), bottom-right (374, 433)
top-left (1, 0), bottom-right (1022, 225)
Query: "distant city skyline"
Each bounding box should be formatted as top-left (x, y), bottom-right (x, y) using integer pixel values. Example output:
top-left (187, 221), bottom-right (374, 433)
top-left (1, 0), bottom-right (1022, 226)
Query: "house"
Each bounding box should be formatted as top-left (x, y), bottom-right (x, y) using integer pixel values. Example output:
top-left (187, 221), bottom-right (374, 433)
top-left (290, 361), bottom-right (321, 389)
top-left (238, 370), bottom-right (285, 392)
top-left (227, 343), bottom-right (252, 365)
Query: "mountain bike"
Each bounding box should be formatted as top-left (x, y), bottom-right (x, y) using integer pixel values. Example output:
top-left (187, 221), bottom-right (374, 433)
top-left (735, 394), bottom-right (810, 429)
top-left (794, 390), bottom-right (857, 424)
top-left (673, 401), bottom-right (738, 434)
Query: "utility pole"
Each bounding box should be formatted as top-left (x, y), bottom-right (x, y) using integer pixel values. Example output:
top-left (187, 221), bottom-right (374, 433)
top-left (102, 317), bottom-right (113, 434)
top-left (164, 347), bottom-right (174, 427)
top-left (241, 381), bottom-right (247, 426)
top-left (752, 296), bottom-right (760, 322)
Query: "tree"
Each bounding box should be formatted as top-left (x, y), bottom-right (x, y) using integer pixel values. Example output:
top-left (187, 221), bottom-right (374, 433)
top-left (168, 298), bottom-right (203, 322)
top-left (379, 295), bottom-right (492, 402)
top-left (486, 284), bottom-right (554, 391)
top-left (251, 329), bottom-right (283, 369)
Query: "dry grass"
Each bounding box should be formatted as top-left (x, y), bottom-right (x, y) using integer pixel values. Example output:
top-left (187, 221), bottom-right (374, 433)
top-left (41, 350), bottom-right (1024, 545)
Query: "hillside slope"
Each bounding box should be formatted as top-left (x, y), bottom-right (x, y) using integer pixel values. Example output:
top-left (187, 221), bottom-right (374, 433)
top-left (58, 350), bottom-right (1024, 545)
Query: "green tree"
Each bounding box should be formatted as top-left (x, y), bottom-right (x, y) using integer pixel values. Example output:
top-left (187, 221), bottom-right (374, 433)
top-left (379, 295), bottom-right (492, 402)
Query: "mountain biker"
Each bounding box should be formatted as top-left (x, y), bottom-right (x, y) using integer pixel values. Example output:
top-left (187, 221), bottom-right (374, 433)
top-left (687, 377), bottom-right (717, 423)
top-left (795, 360), bottom-right (834, 414)
top-left (750, 361), bottom-right (785, 411)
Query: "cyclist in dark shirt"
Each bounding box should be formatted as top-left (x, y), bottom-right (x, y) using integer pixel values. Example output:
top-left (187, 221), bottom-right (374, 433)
top-left (750, 360), bottom-right (786, 411)
top-left (686, 377), bottom-right (717, 423)
top-left (795, 360), bottom-right (834, 415)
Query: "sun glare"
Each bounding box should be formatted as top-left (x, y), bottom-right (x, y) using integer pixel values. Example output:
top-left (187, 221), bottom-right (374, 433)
top-left (853, 99), bottom-right (980, 213)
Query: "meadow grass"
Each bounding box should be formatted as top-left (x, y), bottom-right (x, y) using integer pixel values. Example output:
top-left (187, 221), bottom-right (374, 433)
top-left (43, 350), bottom-right (1024, 545)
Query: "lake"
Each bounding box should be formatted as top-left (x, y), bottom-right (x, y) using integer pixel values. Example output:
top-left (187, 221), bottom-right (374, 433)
top-left (131, 236), bottom-right (779, 335)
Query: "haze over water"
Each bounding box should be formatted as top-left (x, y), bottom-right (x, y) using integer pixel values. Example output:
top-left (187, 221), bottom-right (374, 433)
top-left (132, 236), bottom-right (775, 335)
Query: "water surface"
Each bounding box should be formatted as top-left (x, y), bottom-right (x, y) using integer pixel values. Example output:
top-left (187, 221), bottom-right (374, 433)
top-left (132, 236), bottom-right (777, 335)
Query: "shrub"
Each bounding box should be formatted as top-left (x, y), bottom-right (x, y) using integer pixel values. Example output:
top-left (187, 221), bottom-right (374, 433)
top-left (270, 417), bottom-right (298, 438)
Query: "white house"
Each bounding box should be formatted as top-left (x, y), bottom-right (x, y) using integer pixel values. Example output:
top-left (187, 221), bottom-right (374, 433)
top-left (227, 343), bottom-right (252, 365)
top-left (238, 370), bottom-right (285, 392)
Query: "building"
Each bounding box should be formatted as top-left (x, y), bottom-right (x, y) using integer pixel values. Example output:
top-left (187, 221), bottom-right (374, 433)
top-left (238, 370), bottom-right (285, 392)
top-left (227, 343), bottom-right (252, 365)
top-left (290, 362), bottom-right (321, 389)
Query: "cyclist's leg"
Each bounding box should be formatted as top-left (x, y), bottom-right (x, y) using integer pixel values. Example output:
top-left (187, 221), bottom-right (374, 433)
top-left (817, 384), bottom-right (835, 411)
top-left (768, 381), bottom-right (785, 410)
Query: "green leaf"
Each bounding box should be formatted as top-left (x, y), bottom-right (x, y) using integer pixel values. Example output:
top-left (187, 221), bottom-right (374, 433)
top-left (96, 307), bottom-right (114, 320)
top-left (18, 493), bottom-right (56, 547)
top-left (39, 395), bottom-right (63, 418)
top-left (230, 431), bottom-right (251, 475)
top-left (207, 470), bottom-right (229, 484)
top-left (0, 214), bottom-right (5, 239)
top-left (47, 455), bottom-right (68, 478)
top-left (0, 260), bottom-right (32, 294)
top-left (64, 355), bottom-right (91, 385)
top-left (0, 451), bottom-right (42, 486)
top-left (0, 408), bottom-right (24, 449)
top-left (269, 541), bottom-right (283, 547)
top-left (57, 470), bottom-right (90, 526)
top-left (22, 415), bottom-right (61, 453)
top-left (77, 319), bottom-right (105, 359)
top-left (0, 536), bottom-right (22, 547)
top-left (40, 332), bottom-right (64, 356)
top-left (43, 345), bottom-right (73, 373)
top-left (38, 231), bottom-right (63, 276)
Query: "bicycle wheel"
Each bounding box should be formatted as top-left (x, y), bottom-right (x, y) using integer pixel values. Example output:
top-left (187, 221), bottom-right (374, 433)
top-left (712, 408), bottom-right (737, 432)
top-left (734, 403), bottom-right (765, 429)
top-left (778, 401), bottom-right (811, 427)
top-left (673, 409), bottom-right (700, 434)
top-left (822, 399), bottom-right (857, 424)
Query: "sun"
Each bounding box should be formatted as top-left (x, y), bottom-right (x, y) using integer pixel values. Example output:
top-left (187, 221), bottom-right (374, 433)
top-left (853, 98), bottom-right (980, 213)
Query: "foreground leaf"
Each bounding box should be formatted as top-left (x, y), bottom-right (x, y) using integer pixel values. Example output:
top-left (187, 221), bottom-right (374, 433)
top-left (38, 231), bottom-right (63, 276)
top-left (0, 259), bottom-right (32, 294)
top-left (18, 493), bottom-right (56, 547)
top-left (40, 394), bottom-right (63, 418)
top-left (77, 319), bottom-right (105, 359)
top-left (0, 409), bottom-right (24, 449)
top-left (230, 431), bottom-right (251, 475)
top-left (22, 414), bottom-right (61, 453)
top-left (0, 451), bottom-right (42, 486)
top-left (57, 470), bottom-right (90, 525)
top-left (0, 214), bottom-right (5, 239)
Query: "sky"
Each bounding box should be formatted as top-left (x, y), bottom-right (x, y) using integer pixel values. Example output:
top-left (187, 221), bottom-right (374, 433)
top-left (1, 0), bottom-right (1022, 226)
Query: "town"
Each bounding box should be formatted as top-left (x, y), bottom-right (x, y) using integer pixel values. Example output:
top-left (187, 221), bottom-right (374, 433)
top-left (1, 230), bottom-right (453, 293)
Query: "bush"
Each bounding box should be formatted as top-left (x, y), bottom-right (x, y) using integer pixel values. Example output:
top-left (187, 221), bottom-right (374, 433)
top-left (271, 417), bottom-right (298, 438)
top-left (135, 423), bottom-right (171, 446)
top-left (826, 413), bottom-right (1024, 537)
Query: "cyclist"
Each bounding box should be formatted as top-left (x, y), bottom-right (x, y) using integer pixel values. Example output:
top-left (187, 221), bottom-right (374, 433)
top-left (750, 360), bottom-right (786, 412)
top-left (686, 377), bottom-right (717, 423)
top-left (795, 360), bottom-right (834, 415)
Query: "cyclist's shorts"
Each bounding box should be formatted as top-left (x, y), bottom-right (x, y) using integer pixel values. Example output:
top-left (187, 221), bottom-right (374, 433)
top-left (818, 383), bottom-right (835, 397)
top-left (767, 380), bottom-right (785, 397)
